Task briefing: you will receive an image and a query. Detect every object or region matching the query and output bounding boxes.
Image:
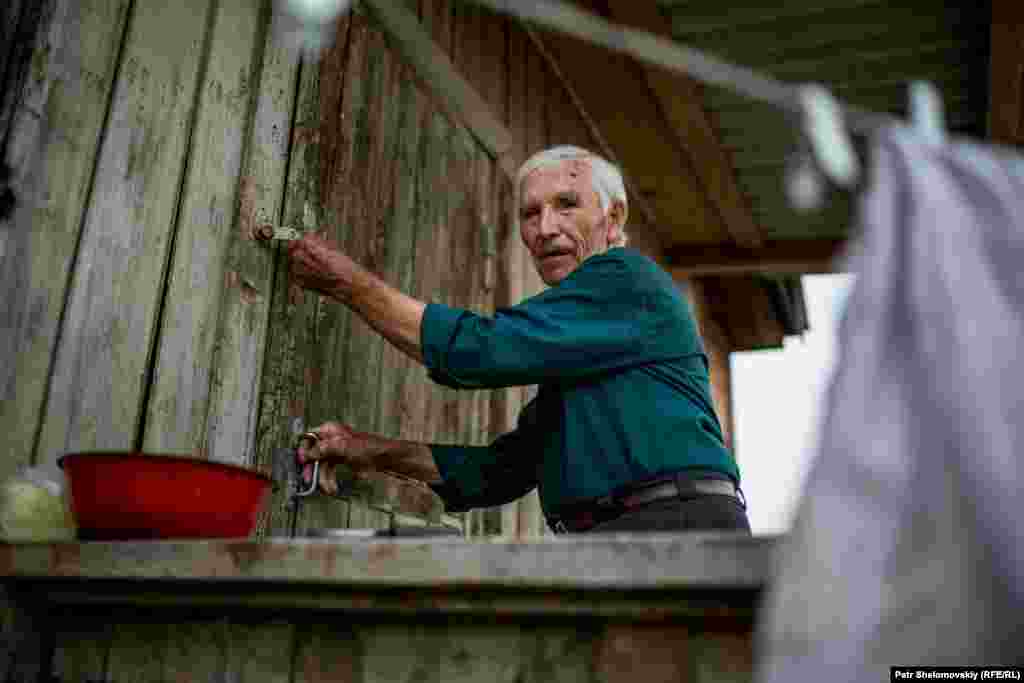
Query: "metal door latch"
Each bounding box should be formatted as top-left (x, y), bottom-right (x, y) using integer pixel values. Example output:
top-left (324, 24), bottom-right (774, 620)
top-left (254, 224), bottom-right (303, 242)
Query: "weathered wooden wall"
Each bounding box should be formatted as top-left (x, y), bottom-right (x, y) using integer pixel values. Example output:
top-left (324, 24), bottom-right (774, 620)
top-left (1, 0), bottom-right (629, 538)
top-left (35, 609), bottom-right (752, 683)
top-left (0, 534), bottom-right (769, 683)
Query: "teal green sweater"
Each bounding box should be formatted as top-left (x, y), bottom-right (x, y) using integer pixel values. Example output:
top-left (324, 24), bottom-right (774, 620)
top-left (421, 247), bottom-right (738, 518)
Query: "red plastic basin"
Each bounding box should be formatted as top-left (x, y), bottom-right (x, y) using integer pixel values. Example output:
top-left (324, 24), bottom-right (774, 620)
top-left (59, 452), bottom-right (273, 540)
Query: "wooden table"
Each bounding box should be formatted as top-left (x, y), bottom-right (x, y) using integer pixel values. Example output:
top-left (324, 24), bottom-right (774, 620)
top-left (0, 533), bottom-right (776, 682)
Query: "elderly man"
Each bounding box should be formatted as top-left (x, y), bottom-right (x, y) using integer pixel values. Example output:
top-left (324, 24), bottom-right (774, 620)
top-left (290, 145), bottom-right (749, 534)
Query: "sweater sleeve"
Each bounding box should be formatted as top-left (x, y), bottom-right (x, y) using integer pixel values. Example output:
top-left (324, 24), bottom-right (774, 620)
top-left (427, 399), bottom-right (544, 513)
top-left (420, 251), bottom-right (700, 389)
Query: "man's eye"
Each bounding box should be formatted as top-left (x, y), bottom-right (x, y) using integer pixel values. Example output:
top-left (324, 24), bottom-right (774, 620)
top-left (557, 196), bottom-right (578, 209)
top-left (522, 208), bottom-right (539, 220)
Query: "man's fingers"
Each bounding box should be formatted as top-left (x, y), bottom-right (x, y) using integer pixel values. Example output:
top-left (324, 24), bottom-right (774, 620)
top-left (318, 462), bottom-right (338, 495)
top-left (297, 429), bottom-right (328, 461)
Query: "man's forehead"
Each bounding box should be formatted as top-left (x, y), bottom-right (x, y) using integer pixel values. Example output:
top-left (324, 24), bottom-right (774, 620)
top-left (521, 159), bottom-right (593, 201)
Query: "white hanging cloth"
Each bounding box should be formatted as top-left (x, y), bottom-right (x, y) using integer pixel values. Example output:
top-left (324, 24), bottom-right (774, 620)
top-left (756, 124), bottom-right (1024, 679)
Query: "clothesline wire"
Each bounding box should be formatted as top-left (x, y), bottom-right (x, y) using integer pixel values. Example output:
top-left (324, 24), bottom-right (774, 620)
top-left (472, 0), bottom-right (899, 136)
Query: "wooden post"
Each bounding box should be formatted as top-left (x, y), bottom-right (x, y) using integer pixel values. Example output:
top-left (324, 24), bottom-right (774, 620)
top-left (990, 0), bottom-right (1024, 145)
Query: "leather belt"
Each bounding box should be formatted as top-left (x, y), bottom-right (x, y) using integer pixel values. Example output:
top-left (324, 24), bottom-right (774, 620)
top-left (547, 474), bottom-right (744, 534)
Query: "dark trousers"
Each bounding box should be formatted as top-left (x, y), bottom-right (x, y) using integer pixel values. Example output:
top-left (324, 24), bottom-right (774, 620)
top-left (581, 493), bottom-right (751, 534)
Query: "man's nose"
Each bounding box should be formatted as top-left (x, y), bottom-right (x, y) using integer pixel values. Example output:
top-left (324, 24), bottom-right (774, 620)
top-left (538, 207), bottom-right (559, 237)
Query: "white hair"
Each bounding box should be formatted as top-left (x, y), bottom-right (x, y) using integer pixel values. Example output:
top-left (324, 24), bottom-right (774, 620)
top-left (514, 145), bottom-right (629, 247)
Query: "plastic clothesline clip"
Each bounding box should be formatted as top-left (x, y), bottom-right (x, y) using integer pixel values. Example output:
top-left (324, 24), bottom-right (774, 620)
top-left (785, 139), bottom-right (826, 213)
top-left (908, 80), bottom-right (946, 145)
top-left (785, 84), bottom-right (861, 212)
top-left (798, 83), bottom-right (860, 190)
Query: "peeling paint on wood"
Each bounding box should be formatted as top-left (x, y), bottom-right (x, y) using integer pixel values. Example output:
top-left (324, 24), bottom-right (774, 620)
top-left (260, 45), bottom-right (336, 536)
top-left (35, 0), bottom-right (215, 462)
top-left (142, 0), bottom-right (265, 457)
top-left (336, 13), bottom-right (396, 439)
top-left (362, 0), bottom-right (518, 177)
top-left (105, 621), bottom-right (169, 682)
top-left (294, 622), bottom-right (360, 683)
top-left (0, 0), bottom-right (130, 477)
top-left (3, 0), bottom-right (609, 541)
top-left (163, 620), bottom-right (229, 681)
top-left (232, 621), bottom-right (296, 683)
top-left (374, 36), bottom-right (425, 465)
top-left (206, 1), bottom-right (302, 470)
top-left (0, 588), bottom-right (759, 682)
top-left (360, 624), bottom-right (441, 683)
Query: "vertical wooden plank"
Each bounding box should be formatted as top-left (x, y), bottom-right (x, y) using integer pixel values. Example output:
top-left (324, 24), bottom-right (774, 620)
top-left (163, 620), bottom-right (229, 681)
top-left (294, 622), bottom-right (360, 683)
top-left (449, 123), bottom-right (480, 443)
top-left (0, 594), bottom-right (49, 683)
top-left (469, 0), bottom-right (500, 461)
top-left (293, 495), bottom-right (352, 536)
top-left (206, 3), bottom-right (303, 467)
top-left (377, 0), bottom-right (434, 455)
top-left (310, 5), bottom-right (402, 527)
top-left (0, 0), bottom-right (32, 138)
top-left (229, 621), bottom-right (296, 683)
top-left (506, 22), bottom-right (529, 172)
top-left (142, 0), bottom-right (265, 456)
top-left (374, 46), bottom-right (426, 447)
top-left (331, 15), bottom-right (396, 440)
top-left (451, 0), bottom-right (483, 96)
top-left (35, 0), bottom-right (215, 462)
top-left (348, 499), bottom-right (393, 530)
top-left (418, 0), bottom-right (457, 451)
top-left (449, 0), bottom-right (491, 464)
top-left (989, 0), bottom-right (1024, 145)
top-left (260, 43), bottom-right (332, 534)
top-left (594, 623), bottom-right (693, 683)
top-left (524, 625), bottom-right (598, 683)
top-left (304, 7), bottom-right (359, 442)
top-left (449, 0), bottom-right (492, 480)
top-left (358, 22), bottom-right (402, 436)
top-left (50, 615), bottom-right (112, 682)
top-left (0, 0), bottom-right (130, 476)
top-left (360, 623), bottom-right (441, 683)
top-left (0, 0), bottom-right (24, 94)
top-left (477, 7), bottom-right (509, 303)
top-left (105, 621), bottom-right (169, 682)
top-left (546, 68), bottom-right (594, 150)
top-left (440, 622), bottom-right (526, 683)
top-left (301, 4), bottom-right (395, 494)
top-left (691, 630), bottom-right (753, 683)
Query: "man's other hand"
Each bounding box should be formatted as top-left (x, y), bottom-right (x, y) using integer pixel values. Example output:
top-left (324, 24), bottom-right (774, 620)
top-left (297, 421), bottom-right (376, 495)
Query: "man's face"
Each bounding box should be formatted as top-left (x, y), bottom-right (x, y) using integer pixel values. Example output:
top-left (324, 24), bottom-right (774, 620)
top-left (519, 159), bottom-right (622, 286)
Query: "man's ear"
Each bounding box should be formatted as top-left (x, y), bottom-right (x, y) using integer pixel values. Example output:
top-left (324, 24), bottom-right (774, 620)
top-left (607, 200), bottom-right (627, 243)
